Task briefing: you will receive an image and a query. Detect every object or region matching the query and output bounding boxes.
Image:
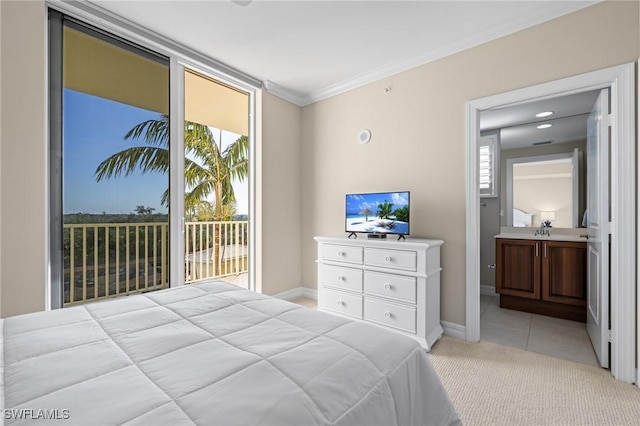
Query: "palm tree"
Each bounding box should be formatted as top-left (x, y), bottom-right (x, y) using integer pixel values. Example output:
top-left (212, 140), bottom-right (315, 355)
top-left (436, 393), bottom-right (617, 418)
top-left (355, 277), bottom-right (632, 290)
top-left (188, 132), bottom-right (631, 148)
top-left (94, 114), bottom-right (248, 219)
top-left (376, 201), bottom-right (394, 219)
top-left (95, 114), bottom-right (248, 277)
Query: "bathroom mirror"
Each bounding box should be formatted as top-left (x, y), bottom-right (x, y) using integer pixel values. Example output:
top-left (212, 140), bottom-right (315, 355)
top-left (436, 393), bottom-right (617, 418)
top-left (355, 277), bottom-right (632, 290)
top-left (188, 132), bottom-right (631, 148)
top-left (505, 149), bottom-right (584, 228)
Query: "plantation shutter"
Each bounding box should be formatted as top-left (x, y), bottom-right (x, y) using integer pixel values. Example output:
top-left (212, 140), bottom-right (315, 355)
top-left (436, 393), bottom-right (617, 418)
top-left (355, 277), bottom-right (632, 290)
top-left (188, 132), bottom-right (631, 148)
top-left (480, 135), bottom-right (498, 197)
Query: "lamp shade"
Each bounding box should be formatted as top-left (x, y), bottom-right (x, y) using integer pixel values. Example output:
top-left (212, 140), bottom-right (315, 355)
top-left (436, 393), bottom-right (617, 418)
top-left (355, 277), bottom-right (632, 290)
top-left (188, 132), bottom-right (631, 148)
top-left (540, 211), bottom-right (556, 221)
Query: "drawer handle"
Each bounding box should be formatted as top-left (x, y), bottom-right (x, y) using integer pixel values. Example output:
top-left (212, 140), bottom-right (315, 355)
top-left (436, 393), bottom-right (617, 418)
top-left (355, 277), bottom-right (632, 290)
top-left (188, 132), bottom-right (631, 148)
top-left (384, 284), bottom-right (392, 290)
top-left (384, 256), bottom-right (392, 262)
top-left (337, 252), bottom-right (346, 257)
top-left (337, 276), bottom-right (345, 281)
top-left (384, 311), bottom-right (392, 319)
top-left (337, 300), bottom-right (344, 307)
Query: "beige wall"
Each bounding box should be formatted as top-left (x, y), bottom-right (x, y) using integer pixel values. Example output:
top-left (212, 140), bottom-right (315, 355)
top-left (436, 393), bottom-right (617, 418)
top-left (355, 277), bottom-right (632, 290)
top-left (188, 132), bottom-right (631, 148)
top-left (0, 1), bottom-right (47, 317)
top-left (301, 1), bottom-right (639, 326)
top-left (260, 91), bottom-right (303, 295)
top-left (0, 0), bottom-right (3, 318)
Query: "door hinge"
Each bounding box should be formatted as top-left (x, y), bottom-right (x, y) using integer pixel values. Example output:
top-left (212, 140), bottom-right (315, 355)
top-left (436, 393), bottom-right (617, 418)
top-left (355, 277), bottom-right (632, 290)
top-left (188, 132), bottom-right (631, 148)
top-left (606, 329), bottom-right (612, 343)
top-left (603, 113), bottom-right (612, 127)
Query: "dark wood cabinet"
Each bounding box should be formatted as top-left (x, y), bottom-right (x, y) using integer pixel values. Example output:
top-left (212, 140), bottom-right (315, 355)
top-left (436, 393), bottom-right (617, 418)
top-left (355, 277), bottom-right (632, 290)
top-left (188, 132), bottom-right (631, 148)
top-left (495, 238), bottom-right (587, 322)
top-left (495, 239), bottom-right (540, 299)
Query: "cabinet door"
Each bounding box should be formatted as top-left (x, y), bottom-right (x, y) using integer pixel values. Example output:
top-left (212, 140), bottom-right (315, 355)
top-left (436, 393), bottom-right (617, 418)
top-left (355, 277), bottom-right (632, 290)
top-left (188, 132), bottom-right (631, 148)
top-left (541, 241), bottom-right (587, 306)
top-left (495, 239), bottom-right (540, 299)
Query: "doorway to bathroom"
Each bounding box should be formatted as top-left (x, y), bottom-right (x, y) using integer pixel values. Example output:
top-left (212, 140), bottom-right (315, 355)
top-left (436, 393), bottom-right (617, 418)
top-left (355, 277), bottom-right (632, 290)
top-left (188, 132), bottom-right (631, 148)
top-left (464, 63), bottom-right (636, 384)
top-left (478, 89), bottom-right (599, 366)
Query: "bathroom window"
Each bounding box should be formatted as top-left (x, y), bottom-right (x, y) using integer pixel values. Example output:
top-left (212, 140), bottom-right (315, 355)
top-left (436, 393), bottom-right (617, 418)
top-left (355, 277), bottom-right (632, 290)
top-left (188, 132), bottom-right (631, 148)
top-left (479, 134), bottom-right (499, 197)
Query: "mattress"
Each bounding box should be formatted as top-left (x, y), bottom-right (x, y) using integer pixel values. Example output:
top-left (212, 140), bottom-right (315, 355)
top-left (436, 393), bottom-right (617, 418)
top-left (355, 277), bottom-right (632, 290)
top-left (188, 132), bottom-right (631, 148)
top-left (1, 281), bottom-right (460, 425)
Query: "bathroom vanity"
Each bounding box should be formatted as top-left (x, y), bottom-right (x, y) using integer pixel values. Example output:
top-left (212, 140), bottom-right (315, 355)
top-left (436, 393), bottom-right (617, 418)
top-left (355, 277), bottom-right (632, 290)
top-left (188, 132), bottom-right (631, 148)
top-left (494, 232), bottom-right (587, 322)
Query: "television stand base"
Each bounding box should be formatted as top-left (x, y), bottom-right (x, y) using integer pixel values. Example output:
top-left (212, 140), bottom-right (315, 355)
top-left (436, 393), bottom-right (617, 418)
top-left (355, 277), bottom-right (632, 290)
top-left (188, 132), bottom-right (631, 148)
top-left (397, 234), bottom-right (406, 241)
top-left (347, 232), bottom-right (357, 239)
top-left (367, 233), bottom-right (387, 239)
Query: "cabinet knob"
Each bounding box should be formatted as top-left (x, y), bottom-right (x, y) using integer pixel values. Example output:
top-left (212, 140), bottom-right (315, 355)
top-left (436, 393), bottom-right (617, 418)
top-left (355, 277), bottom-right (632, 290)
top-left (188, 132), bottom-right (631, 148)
top-left (384, 311), bottom-right (392, 318)
top-left (384, 256), bottom-right (392, 262)
top-left (337, 300), bottom-right (344, 307)
top-left (384, 284), bottom-right (392, 290)
top-left (337, 276), bottom-right (345, 281)
top-left (337, 252), bottom-right (345, 257)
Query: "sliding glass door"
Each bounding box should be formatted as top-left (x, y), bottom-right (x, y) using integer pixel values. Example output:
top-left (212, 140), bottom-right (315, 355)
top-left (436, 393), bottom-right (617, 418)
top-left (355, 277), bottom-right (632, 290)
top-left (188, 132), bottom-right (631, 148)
top-left (182, 69), bottom-right (251, 289)
top-left (50, 9), bottom-right (256, 308)
top-left (50, 11), bottom-right (171, 306)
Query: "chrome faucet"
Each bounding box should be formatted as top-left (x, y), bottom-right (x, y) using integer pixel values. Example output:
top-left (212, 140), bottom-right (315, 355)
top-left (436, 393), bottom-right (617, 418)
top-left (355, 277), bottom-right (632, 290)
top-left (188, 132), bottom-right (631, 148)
top-left (534, 222), bottom-right (551, 237)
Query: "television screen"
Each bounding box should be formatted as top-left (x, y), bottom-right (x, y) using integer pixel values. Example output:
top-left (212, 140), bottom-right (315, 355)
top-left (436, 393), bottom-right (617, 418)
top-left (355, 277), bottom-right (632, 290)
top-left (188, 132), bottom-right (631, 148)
top-left (345, 191), bottom-right (410, 236)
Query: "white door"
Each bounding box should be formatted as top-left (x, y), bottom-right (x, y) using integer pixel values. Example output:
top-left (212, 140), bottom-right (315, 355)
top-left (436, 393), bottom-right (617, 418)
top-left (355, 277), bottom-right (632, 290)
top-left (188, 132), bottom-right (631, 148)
top-left (586, 88), bottom-right (610, 368)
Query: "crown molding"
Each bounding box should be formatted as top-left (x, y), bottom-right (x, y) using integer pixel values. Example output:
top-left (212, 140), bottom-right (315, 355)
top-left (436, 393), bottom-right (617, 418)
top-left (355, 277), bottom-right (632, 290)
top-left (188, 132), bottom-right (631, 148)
top-left (262, 81), bottom-right (307, 106)
top-left (298, 0), bottom-right (600, 107)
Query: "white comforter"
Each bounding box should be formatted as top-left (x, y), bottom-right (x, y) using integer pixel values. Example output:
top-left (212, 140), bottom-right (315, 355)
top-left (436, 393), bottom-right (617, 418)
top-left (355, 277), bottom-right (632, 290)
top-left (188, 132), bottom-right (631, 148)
top-left (1, 281), bottom-right (460, 425)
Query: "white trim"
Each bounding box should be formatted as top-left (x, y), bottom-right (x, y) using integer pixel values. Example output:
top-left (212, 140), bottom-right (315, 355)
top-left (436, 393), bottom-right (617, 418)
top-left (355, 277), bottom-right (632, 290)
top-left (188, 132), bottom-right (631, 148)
top-left (273, 287), bottom-right (318, 301)
top-left (263, 80), bottom-right (307, 107)
top-left (169, 58), bottom-right (185, 288)
top-left (465, 101), bottom-right (481, 343)
top-left (609, 63), bottom-right (636, 384)
top-left (248, 88), bottom-right (257, 293)
top-left (637, 57), bottom-right (640, 388)
top-left (441, 321), bottom-right (466, 340)
top-left (298, 2), bottom-right (599, 106)
top-left (465, 63), bottom-right (636, 384)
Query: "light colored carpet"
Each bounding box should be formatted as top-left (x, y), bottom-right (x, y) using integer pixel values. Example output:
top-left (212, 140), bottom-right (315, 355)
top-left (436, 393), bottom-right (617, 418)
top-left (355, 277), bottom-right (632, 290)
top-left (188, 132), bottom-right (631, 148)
top-left (428, 336), bottom-right (640, 426)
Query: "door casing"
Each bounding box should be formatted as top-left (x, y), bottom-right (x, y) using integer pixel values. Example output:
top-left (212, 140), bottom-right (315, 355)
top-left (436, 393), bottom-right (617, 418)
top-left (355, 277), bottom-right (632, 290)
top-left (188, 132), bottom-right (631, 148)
top-left (465, 63), bottom-right (636, 384)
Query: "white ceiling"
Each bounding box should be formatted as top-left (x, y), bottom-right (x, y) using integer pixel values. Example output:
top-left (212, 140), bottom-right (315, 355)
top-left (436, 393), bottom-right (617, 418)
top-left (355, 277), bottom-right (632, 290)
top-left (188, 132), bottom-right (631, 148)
top-left (87, 0), bottom-right (599, 106)
top-left (480, 90), bottom-right (601, 150)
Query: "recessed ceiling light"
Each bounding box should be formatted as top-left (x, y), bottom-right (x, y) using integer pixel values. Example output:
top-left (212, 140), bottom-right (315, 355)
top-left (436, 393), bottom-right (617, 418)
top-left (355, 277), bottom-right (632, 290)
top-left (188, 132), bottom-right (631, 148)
top-left (536, 111), bottom-right (554, 118)
top-left (537, 123), bottom-right (552, 129)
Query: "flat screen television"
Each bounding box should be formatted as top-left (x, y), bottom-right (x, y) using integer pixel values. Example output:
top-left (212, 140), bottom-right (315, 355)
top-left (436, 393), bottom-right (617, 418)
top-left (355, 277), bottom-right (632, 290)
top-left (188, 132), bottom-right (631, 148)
top-left (345, 191), bottom-right (410, 239)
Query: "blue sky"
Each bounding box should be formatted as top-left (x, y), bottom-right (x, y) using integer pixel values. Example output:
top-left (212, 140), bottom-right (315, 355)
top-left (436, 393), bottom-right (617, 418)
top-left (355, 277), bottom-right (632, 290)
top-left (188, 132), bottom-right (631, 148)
top-left (63, 89), bottom-right (248, 215)
top-left (346, 192), bottom-right (409, 216)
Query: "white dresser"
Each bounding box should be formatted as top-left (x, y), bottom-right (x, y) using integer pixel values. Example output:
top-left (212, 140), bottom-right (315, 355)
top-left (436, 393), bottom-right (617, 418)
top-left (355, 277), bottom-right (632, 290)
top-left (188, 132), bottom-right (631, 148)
top-left (314, 236), bottom-right (444, 351)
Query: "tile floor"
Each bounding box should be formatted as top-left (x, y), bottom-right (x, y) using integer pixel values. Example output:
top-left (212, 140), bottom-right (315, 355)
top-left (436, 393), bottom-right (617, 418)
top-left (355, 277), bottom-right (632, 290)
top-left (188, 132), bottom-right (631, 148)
top-left (480, 294), bottom-right (599, 367)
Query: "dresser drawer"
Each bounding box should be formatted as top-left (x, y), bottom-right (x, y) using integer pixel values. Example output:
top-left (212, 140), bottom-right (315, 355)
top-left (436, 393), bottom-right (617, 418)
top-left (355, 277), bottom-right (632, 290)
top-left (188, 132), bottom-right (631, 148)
top-left (364, 248), bottom-right (417, 271)
top-left (364, 271), bottom-right (417, 304)
top-left (321, 244), bottom-right (363, 264)
top-left (321, 289), bottom-right (363, 319)
top-left (364, 298), bottom-right (416, 334)
top-left (319, 264), bottom-right (363, 292)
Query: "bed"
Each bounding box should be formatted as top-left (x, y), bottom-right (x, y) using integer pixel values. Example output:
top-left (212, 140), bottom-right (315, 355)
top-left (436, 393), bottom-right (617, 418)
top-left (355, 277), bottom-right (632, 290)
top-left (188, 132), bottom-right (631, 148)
top-left (513, 208), bottom-right (533, 227)
top-left (1, 281), bottom-right (460, 425)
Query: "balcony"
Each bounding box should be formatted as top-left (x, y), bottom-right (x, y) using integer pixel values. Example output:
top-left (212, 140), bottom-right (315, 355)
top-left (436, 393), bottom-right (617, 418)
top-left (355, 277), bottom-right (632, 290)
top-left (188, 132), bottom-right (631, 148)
top-left (63, 220), bottom-right (248, 306)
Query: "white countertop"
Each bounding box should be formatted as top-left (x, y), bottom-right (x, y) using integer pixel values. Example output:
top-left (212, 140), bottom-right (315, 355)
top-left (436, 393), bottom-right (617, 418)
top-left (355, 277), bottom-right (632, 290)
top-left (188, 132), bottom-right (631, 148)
top-left (495, 233), bottom-right (587, 242)
top-left (494, 227), bottom-right (588, 242)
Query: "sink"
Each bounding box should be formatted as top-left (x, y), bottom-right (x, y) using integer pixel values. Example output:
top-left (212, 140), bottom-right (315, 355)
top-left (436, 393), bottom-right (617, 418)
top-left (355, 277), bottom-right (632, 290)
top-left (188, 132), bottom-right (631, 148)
top-left (495, 233), bottom-right (587, 243)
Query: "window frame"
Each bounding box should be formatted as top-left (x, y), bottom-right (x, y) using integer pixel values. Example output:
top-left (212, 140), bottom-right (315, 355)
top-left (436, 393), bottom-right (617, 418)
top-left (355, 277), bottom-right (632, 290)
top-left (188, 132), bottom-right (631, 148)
top-left (47, 2), bottom-right (260, 308)
top-left (479, 134), bottom-right (499, 198)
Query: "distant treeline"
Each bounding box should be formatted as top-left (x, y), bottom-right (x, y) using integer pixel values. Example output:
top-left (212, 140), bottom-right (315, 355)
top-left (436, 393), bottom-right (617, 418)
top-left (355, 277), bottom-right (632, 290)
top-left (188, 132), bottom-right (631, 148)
top-left (64, 213), bottom-right (248, 224)
top-left (64, 213), bottom-right (169, 224)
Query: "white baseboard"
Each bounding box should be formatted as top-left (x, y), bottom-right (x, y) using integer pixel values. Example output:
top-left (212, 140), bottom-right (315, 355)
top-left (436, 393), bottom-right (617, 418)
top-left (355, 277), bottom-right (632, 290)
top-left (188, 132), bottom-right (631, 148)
top-left (480, 285), bottom-right (497, 296)
top-left (273, 286), bottom-right (317, 301)
top-left (441, 321), bottom-right (466, 340)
